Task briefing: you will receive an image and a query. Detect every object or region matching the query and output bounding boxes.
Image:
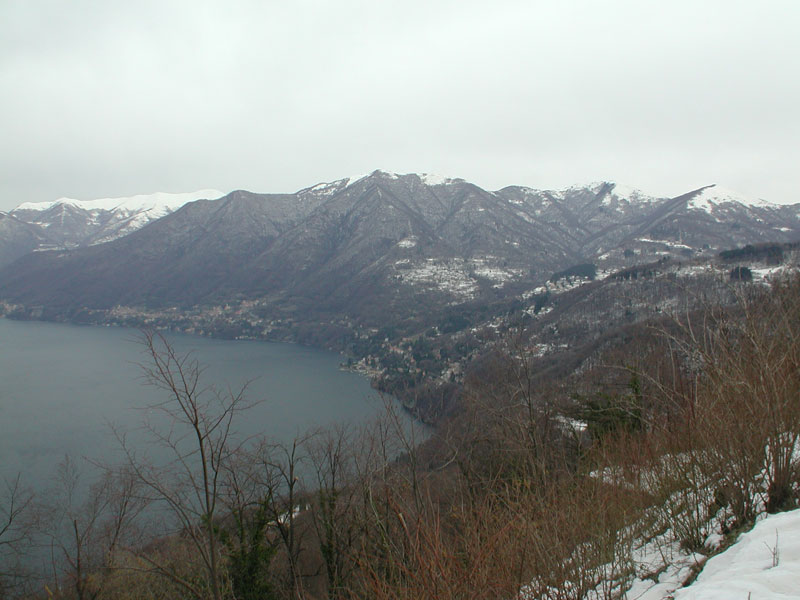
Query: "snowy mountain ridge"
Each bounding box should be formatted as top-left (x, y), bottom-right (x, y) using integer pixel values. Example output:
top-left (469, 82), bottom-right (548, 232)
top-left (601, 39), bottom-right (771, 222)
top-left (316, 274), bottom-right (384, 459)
top-left (303, 171), bottom-right (463, 193)
top-left (14, 189), bottom-right (224, 214)
top-left (4, 189), bottom-right (225, 256)
top-left (687, 184), bottom-right (778, 212)
top-left (1, 170), bottom-right (798, 308)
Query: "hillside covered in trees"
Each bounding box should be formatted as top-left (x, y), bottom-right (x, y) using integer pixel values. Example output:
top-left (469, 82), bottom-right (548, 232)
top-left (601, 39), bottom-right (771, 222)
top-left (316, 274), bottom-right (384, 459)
top-left (2, 265), bottom-right (799, 599)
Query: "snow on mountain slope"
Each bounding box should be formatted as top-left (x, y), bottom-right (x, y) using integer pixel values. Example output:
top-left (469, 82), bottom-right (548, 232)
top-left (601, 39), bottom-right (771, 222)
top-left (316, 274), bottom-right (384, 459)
top-left (15, 189), bottom-right (224, 215)
top-left (420, 172), bottom-right (460, 186)
top-left (688, 184), bottom-right (775, 212)
top-left (621, 508), bottom-right (800, 600)
top-left (298, 179), bottom-right (352, 197)
top-left (9, 189), bottom-right (226, 248)
top-left (670, 508), bottom-right (800, 600)
top-left (298, 170), bottom-right (450, 196)
top-left (606, 182), bottom-right (660, 203)
top-left (298, 175), bottom-right (781, 221)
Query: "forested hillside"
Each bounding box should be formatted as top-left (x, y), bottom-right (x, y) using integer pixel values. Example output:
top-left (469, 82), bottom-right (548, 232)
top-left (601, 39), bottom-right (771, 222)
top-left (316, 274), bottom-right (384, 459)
top-left (2, 267), bottom-right (798, 599)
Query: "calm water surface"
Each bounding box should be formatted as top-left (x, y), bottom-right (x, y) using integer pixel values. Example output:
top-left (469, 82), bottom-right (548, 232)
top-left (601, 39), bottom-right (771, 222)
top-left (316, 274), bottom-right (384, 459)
top-left (0, 318), bottom-right (380, 486)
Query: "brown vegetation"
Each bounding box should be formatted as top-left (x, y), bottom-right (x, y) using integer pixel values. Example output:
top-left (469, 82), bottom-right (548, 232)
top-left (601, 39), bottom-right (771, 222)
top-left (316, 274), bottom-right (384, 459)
top-left (2, 274), bottom-right (799, 599)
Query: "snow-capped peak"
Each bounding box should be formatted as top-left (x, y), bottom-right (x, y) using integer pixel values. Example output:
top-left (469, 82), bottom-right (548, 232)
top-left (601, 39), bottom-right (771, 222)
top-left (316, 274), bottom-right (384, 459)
top-left (300, 179), bottom-right (351, 196)
top-left (300, 171), bottom-right (407, 195)
top-left (15, 189), bottom-right (224, 215)
top-left (560, 181), bottom-right (609, 195)
top-left (420, 173), bottom-right (457, 186)
top-left (607, 182), bottom-right (658, 203)
top-left (546, 181), bottom-right (659, 205)
top-left (345, 172), bottom-right (370, 185)
top-left (364, 169), bottom-right (399, 180)
top-left (688, 185), bottom-right (775, 212)
top-left (341, 171), bottom-right (462, 187)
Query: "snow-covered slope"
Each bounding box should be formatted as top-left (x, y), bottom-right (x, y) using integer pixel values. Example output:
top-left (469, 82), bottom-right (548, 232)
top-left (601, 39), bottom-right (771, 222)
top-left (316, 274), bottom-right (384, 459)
top-left (420, 172), bottom-right (462, 186)
top-left (301, 171), bottom-right (462, 194)
top-left (15, 189), bottom-right (224, 215)
top-left (671, 508), bottom-right (800, 600)
top-left (605, 182), bottom-right (659, 204)
top-left (10, 189), bottom-right (224, 248)
top-left (687, 184), bottom-right (776, 212)
top-left (619, 508), bottom-right (800, 600)
top-left (2, 172), bottom-right (799, 313)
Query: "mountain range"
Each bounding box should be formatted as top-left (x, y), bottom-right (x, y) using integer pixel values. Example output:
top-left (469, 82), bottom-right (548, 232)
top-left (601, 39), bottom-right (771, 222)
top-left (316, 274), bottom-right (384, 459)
top-left (0, 189), bottom-right (223, 267)
top-left (0, 171), bottom-right (797, 331)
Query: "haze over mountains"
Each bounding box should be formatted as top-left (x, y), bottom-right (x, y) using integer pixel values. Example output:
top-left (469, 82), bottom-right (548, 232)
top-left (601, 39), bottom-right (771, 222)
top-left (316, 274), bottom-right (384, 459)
top-left (0, 171), bottom-right (797, 326)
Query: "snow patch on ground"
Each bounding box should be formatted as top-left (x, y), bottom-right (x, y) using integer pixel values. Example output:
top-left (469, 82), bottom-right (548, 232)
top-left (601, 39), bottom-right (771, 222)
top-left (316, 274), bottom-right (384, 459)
top-left (751, 265), bottom-right (792, 282)
top-left (397, 236), bottom-right (417, 248)
top-left (531, 342), bottom-right (569, 357)
top-left (637, 237), bottom-right (694, 250)
top-left (514, 210), bottom-right (537, 224)
top-left (552, 440), bottom-right (800, 600)
top-left (547, 275), bottom-right (593, 293)
top-left (670, 509), bottom-right (800, 600)
top-left (522, 286), bottom-right (548, 299)
top-left (676, 264), bottom-right (721, 278)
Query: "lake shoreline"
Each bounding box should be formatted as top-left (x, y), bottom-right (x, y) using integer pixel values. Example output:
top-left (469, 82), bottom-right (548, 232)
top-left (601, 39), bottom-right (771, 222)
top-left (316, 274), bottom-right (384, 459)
top-left (0, 317), bottom-right (383, 489)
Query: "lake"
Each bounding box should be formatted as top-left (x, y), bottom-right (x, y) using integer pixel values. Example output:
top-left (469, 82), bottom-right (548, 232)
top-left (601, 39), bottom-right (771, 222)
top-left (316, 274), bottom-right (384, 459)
top-left (0, 318), bottom-right (383, 488)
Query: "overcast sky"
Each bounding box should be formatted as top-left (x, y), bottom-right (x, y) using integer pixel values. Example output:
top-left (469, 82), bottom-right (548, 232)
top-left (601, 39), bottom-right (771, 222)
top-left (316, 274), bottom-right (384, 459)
top-left (1, 0), bottom-right (799, 211)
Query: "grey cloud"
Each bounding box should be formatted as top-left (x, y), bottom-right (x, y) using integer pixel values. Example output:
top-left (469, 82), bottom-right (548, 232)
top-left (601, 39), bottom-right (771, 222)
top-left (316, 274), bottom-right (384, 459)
top-left (1, 0), bottom-right (799, 210)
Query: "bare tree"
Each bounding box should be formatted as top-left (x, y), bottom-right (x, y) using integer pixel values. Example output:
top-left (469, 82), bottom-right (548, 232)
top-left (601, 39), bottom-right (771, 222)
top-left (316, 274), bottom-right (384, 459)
top-left (250, 436), bottom-right (310, 599)
top-left (116, 330), bottom-right (256, 600)
top-left (35, 458), bottom-right (146, 600)
top-left (216, 442), bottom-right (283, 600)
top-left (306, 424), bottom-right (367, 598)
top-left (0, 474), bottom-right (34, 596)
